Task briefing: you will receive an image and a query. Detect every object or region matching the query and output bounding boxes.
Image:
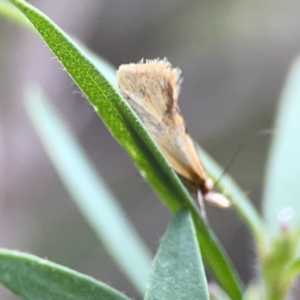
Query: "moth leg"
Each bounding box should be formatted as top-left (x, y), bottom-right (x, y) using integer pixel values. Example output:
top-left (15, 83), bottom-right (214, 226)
top-left (197, 189), bottom-right (208, 224)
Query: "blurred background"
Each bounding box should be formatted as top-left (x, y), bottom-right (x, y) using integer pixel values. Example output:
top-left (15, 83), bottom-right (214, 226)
top-left (1, 0), bottom-right (300, 299)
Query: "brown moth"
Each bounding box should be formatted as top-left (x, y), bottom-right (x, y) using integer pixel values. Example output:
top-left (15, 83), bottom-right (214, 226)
top-left (117, 58), bottom-right (230, 210)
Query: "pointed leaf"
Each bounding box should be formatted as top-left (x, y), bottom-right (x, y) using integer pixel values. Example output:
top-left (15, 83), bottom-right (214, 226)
top-left (263, 57), bottom-right (300, 239)
top-left (145, 210), bottom-right (209, 300)
top-left (10, 1), bottom-right (243, 298)
top-left (0, 249), bottom-right (131, 300)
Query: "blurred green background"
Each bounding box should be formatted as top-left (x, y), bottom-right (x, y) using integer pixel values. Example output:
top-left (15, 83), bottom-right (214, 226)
top-left (1, 0), bottom-right (300, 299)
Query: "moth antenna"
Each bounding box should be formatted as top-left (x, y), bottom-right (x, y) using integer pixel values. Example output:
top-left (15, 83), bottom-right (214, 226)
top-left (213, 128), bottom-right (273, 190)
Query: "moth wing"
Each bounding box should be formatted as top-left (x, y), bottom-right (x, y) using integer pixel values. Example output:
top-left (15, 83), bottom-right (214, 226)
top-left (117, 59), bottom-right (208, 186)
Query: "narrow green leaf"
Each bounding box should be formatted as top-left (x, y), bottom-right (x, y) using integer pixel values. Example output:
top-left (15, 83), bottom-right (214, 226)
top-left (192, 215), bottom-right (244, 299)
top-left (198, 147), bottom-right (267, 255)
top-left (72, 38), bottom-right (117, 88)
top-left (0, 249), bottom-right (131, 300)
top-left (0, 0), bottom-right (32, 29)
top-left (10, 1), bottom-right (243, 298)
top-left (145, 210), bottom-right (209, 300)
top-left (263, 57), bottom-right (300, 239)
top-left (10, 0), bottom-right (186, 212)
top-left (24, 84), bottom-right (151, 295)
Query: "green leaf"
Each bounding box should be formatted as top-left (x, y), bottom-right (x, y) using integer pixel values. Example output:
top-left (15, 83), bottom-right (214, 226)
top-left (198, 147), bottom-right (267, 255)
top-left (263, 57), bottom-right (300, 239)
top-left (145, 210), bottom-right (209, 300)
top-left (24, 84), bottom-right (151, 295)
top-left (0, 0), bottom-right (32, 29)
top-left (71, 38), bottom-right (117, 88)
top-left (10, 0), bottom-right (186, 213)
top-left (10, 1), bottom-right (243, 298)
top-left (0, 249), bottom-right (131, 300)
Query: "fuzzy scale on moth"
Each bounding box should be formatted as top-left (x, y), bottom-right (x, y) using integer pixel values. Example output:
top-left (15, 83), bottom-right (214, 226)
top-left (117, 58), bottom-right (230, 214)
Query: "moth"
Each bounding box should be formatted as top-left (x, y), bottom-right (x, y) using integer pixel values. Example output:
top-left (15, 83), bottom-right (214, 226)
top-left (117, 58), bottom-right (230, 212)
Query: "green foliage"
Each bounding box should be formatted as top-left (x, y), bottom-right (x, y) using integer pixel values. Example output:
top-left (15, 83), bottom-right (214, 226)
top-left (259, 58), bottom-right (300, 300)
top-left (198, 148), bottom-right (267, 255)
top-left (5, 0), bottom-right (243, 299)
top-left (0, 0), bottom-right (300, 299)
top-left (263, 58), bottom-right (300, 239)
top-left (0, 249), bottom-right (131, 300)
top-left (0, 0), bottom-right (32, 28)
top-left (24, 84), bottom-right (151, 295)
top-left (262, 232), bottom-right (297, 300)
top-left (145, 210), bottom-right (209, 300)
